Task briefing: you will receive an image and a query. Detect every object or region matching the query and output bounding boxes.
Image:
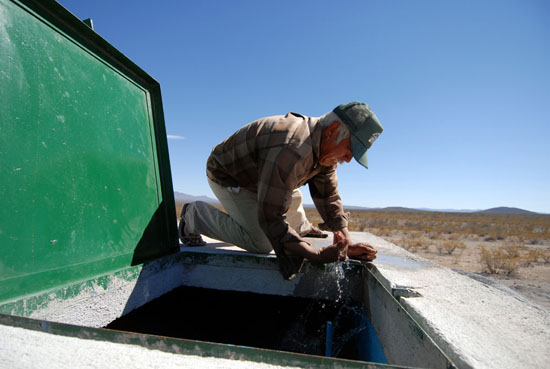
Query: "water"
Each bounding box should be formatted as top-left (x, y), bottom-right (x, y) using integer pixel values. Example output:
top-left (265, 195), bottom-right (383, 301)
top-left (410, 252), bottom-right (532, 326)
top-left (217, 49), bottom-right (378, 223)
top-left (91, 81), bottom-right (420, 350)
top-left (278, 298), bottom-right (386, 362)
top-left (106, 285), bottom-right (387, 364)
top-left (327, 258), bottom-right (352, 302)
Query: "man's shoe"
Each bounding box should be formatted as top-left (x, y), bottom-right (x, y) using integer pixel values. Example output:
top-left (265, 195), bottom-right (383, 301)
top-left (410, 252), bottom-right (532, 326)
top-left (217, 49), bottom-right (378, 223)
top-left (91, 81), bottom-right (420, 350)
top-left (302, 226), bottom-right (329, 238)
top-left (178, 203), bottom-right (206, 246)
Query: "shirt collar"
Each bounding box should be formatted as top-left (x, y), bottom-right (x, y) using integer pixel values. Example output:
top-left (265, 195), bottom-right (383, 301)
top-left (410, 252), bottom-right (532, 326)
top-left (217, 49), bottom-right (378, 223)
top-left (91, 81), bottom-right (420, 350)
top-left (308, 116), bottom-right (323, 164)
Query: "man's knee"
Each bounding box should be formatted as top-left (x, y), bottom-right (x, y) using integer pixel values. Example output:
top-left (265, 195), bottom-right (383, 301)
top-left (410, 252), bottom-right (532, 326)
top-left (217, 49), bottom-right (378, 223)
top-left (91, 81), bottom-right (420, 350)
top-left (243, 231), bottom-right (273, 254)
top-left (186, 200), bottom-right (211, 215)
top-left (288, 189), bottom-right (303, 211)
top-left (254, 242), bottom-right (273, 254)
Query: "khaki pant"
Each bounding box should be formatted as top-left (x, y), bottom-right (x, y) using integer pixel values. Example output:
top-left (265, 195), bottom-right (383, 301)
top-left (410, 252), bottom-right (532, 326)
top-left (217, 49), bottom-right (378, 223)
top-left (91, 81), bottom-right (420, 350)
top-left (183, 178), bottom-right (312, 253)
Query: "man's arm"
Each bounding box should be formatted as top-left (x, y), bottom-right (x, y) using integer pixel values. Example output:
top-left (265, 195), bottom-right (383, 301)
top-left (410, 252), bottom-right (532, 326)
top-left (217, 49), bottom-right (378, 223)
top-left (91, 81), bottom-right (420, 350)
top-left (256, 147), bottom-right (309, 257)
top-left (283, 239), bottom-right (345, 263)
top-left (308, 165), bottom-right (348, 229)
top-left (334, 227), bottom-right (351, 259)
top-left (284, 230), bottom-right (377, 263)
top-left (332, 227), bottom-right (378, 261)
top-left (307, 165), bottom-right (353, 258)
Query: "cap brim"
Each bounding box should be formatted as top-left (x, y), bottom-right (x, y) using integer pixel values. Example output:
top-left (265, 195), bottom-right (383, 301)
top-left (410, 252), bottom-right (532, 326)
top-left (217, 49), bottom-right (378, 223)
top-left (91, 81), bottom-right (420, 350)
top-left (351, 135), bottom-right (369, 169)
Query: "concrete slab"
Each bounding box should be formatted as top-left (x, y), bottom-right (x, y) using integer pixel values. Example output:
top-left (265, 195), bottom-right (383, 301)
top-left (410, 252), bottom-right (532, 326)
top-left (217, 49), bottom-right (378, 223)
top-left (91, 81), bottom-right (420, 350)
top-left (1, 313), bottom-right (394, 369)
top-left (1, 231), bottom-right (548, 368)
top-left (349, 232), bottom-right (550, 369)
top-left (1, 323), bottom-right (301, 369)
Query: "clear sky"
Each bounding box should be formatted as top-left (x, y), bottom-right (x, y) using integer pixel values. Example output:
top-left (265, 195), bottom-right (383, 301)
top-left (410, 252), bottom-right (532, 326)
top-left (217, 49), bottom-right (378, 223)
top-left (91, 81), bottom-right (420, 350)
top-left (58, 0), bottom-right (550, 213)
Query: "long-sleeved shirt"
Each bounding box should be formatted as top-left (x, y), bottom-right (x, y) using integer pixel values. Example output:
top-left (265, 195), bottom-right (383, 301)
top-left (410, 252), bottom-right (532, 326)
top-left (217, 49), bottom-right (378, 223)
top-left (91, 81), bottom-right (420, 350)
top-left (206, 112), bottom-right (349, 278)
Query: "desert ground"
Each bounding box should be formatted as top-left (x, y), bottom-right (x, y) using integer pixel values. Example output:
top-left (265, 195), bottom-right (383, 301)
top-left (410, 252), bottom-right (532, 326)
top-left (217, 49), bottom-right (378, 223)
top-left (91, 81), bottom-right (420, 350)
top-left (306, 208), bottom-right (550, 310)
top-left (176, 202), bottom-right (550, 310)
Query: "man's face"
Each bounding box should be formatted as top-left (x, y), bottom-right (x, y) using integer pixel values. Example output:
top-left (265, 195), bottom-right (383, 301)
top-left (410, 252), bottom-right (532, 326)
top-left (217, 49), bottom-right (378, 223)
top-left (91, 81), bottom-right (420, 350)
top-left (319, 122), bottom-right (353, 167)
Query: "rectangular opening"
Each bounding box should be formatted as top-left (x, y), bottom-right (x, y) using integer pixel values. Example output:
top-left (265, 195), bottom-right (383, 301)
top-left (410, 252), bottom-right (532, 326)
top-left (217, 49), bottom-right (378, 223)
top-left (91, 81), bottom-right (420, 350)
top-left (105, 285), bottom-right (388, 364)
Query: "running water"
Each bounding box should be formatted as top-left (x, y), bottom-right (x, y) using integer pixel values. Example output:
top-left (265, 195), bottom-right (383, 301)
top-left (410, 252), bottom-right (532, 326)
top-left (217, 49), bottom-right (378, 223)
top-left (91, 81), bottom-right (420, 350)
top-left (330, 304), bottom-right (370, 357)
top-left (279, 259), bottom-right (361, 355)
top-left (326, 258), bottom-right (353, 302)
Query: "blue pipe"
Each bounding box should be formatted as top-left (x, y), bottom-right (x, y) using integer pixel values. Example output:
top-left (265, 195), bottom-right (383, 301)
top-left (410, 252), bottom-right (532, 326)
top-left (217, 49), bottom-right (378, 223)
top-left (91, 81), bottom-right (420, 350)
top-left (325, 321), bottom-right (333, 357)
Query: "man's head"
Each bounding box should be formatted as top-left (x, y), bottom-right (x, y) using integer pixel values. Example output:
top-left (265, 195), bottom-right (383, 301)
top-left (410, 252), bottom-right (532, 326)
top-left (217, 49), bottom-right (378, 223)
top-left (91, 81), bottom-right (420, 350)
top-left (320, 102), bottom-right (383, 168)
top-left (319, 117), bottom-right (353, 167)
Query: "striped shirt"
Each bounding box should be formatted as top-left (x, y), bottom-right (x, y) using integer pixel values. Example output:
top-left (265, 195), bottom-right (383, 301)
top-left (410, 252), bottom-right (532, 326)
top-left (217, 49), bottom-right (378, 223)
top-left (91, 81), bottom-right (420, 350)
top-left (206, 112), bottom-right (349, 275)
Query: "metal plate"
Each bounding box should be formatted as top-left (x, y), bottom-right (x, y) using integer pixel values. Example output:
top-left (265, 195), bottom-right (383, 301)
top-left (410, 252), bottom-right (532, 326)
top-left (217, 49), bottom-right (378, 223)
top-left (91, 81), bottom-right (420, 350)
top-left (0, 0), bottom-right (178, 302)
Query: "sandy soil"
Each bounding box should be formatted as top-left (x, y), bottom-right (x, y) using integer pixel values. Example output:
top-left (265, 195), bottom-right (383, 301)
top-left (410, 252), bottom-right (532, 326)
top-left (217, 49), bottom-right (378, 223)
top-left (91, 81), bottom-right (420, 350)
top-left (380, 233), bottom-right (550, 310)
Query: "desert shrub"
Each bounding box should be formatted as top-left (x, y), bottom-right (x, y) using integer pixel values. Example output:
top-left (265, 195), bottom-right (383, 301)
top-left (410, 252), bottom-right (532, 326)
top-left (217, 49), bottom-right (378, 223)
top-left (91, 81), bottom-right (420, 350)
top-left (436, 240), bottom-right (466, 255)
top-left (403, 220), bottom-right (423, 230)
top-left (399, 236), bottom-right (425, 252)
top-left (405, 230), bottom-right (423, 238)
top-left (372, 229), bottom-right (392, 237)
top-left (429, 232), bottom-right (444, 240)
top-left (480, 246), bottom-right (520, 275)
top-left (305, 208), bottom-right (550, 246)
top-left (353, 219), bottom-right (368, 232)
top-left (524, 249), bottom-right (542, 264)
top-left (522, 249), bottom-right (550, 266)
top-left (503, 243), bottom-right (522, 258)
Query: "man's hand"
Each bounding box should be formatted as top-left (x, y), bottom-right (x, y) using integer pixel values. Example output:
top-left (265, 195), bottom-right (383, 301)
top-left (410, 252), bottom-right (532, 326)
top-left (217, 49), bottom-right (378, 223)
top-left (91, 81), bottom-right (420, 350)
top-left (347, 243), bottom-right (377, 261)
top-left (315, 245), bottom-right (340, 263)
top-left (314, 230), bottom-right (352, 263)
top-left (333, 230), bottom-right (350, 261)
top-left (282, 228), bottom-right (376, 265)
top-left (283, 240), bottom-right (340, 264)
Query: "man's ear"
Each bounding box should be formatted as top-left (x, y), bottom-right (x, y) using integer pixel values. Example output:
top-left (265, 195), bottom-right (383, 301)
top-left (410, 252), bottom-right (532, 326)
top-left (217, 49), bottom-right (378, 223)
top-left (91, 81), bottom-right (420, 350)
top-left (326, 121), bottom-right (340, 138)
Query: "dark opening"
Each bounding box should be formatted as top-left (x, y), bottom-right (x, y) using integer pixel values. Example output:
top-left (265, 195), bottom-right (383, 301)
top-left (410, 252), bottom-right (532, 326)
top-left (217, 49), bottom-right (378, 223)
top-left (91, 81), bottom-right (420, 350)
top-left (106, 286), bottom-right (387, 363)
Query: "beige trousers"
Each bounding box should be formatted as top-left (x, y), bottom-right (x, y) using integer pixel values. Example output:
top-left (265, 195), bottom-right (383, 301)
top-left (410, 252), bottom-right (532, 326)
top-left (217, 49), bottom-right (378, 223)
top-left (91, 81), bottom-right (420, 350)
top-left (183, 178), bottom-right (312, 253)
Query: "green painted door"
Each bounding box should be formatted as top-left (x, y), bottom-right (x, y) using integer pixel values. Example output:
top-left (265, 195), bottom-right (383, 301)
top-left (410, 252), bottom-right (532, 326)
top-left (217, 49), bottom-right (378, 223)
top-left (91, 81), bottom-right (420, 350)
top-left (0, 0), bottom-right (177, 302)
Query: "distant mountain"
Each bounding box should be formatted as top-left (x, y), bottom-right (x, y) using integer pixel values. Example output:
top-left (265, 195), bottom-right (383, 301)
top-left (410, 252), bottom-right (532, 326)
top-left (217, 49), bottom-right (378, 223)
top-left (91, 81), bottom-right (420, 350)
top-left (416, 208), bottom-right (480, 213)
top-left (374, 206), bottom-right (470, 213)
top-left (304, 204), bottom-right (370, 210)
top-left (380, 206), bottom-right (420, 212)
top-left (370, 206), bottom-right (540, 215)
top-left (316, 204), bottom-right (539, 214)
top-left (476, 207), bottom-right (537, 215)
top-left (344, 205), bottom-right (372, 210)
top-left (387, 206), bottom-right (539, 214)
top-left (174, 192), bottom-right (219, 204)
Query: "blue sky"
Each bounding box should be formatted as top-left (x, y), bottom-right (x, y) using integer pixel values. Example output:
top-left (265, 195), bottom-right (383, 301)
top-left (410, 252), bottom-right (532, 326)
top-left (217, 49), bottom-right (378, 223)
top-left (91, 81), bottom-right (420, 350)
top-left (58, 0), bottom-right (550, 213)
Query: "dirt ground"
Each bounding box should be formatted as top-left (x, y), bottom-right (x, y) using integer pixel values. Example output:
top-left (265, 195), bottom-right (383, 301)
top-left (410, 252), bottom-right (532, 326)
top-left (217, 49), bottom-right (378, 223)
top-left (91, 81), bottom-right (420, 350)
top-left (378, 232), bottom-right (550, 310)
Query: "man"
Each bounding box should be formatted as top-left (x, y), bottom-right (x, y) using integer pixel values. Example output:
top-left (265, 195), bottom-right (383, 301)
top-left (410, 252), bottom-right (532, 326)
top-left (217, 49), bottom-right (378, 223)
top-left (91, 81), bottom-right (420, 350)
top-left (179, 101), bottom-right (383, 279)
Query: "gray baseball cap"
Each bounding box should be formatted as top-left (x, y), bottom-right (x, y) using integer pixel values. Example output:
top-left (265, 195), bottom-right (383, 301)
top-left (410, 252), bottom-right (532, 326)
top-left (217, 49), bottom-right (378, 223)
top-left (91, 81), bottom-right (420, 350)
top-left (333, 101), bottom-right (383, 169)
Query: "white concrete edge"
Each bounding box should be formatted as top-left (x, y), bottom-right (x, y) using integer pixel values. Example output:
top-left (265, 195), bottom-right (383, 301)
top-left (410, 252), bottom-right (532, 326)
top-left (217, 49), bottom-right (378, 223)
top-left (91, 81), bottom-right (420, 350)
top-left (351, 232), bottom-right (550, 369)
